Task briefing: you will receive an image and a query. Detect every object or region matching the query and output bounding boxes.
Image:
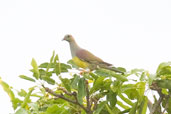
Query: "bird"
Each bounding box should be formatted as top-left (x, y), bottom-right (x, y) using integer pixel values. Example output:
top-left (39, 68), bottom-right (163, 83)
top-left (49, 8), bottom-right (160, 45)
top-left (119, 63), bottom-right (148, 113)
top-left (62, 34), bottom-right (123, 74)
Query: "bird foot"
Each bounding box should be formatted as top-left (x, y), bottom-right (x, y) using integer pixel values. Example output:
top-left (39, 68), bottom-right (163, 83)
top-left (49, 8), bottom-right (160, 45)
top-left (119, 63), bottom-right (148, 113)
top-left (79, 69), bottom-right (90, 75)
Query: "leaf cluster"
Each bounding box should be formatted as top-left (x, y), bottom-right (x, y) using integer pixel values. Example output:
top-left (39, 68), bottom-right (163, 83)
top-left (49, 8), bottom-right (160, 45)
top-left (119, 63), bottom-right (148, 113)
top-left (0, 51), bottom-right (171, 114)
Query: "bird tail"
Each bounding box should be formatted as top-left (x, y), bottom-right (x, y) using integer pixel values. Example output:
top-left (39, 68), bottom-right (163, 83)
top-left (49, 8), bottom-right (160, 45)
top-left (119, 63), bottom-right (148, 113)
top-left (105, 66), bottom-right (124, 74)
top-left (99, 64), bottom-right (124, 74)
top-left (98, 62), bottom-right (124, 74)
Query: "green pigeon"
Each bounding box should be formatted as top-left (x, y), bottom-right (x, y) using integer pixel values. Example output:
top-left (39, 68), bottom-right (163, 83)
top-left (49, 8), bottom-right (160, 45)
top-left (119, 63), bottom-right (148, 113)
top-left (62, 34), bottom-right (123, 73)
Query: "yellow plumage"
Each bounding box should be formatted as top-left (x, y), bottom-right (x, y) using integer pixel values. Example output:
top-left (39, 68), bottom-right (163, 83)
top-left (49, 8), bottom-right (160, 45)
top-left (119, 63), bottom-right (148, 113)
top-left (72, 57), bottom-right (89, 68)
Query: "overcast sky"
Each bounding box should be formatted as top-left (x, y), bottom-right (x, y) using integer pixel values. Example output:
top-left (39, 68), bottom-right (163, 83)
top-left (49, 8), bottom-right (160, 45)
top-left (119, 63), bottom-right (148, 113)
top-left (0, 0), bottom-right (171, 113)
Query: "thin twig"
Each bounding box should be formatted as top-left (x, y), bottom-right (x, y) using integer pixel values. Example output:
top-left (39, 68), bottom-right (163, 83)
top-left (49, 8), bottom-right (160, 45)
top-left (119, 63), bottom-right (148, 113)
top-left (43, 86), bottom-right (88, 112)
top-left (58, 87), bottom-right (73, 96)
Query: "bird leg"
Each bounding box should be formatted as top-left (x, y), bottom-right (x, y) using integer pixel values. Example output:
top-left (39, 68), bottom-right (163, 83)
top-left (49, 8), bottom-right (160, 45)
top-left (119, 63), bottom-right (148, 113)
top-left (79, 69), bottom-right (91, 75)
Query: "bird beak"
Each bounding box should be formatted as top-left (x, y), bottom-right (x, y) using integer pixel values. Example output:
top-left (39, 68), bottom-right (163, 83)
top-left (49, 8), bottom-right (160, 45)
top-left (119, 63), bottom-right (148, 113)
top-left (62, 37), bottom-right (65, 41)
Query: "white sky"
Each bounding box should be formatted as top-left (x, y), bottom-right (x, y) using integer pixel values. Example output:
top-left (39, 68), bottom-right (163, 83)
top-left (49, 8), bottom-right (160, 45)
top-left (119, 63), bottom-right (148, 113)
top-left (0, 0), bottom-right (171, 113)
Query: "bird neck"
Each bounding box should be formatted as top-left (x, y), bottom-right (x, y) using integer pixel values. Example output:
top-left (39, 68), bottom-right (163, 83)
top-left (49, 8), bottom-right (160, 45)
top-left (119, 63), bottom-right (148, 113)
top-left (69, 40), bottom-right (81, 57)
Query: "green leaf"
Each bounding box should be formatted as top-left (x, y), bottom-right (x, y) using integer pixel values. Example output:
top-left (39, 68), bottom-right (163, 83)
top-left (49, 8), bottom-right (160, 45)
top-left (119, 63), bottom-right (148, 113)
top-left (46, 104), bottom-right (69, 114)
top-left (111, 80), bottom-right (122, 93)
top-left (121, 84), bottom-right (139, 100)
top-left (90, 77), bottom-right (105, 94)
top-left (39, 62), bottom-right (55, 68)
top-left (12, 98), bottom-right (22, 110)
top-left (60, 78), bottom-right (71, 92)
top-left (135, 82), bottom-right (145, 97)
top-left (39, 69), bottom-right (52, 78)
top-left (40, 69), bottom-right (53, 78)
top-left (15, 108), bottom-right (28, 114)
top-left (54, 63), bottom-right (71, 75)
top-left (67, 59), bottom-right (79, 68)
top-left (19, 75), bottom-right (36, 82)
top-left (167, 98), bottom-right (171, 113)
top-left (50, 51), bottom-right (55, 63)
top-left (31, 58), bottom-right (39, 79)
top-left (105, 104), bottom-right (113, 114)
top-left (0, 78), bottom-right (19, 109)
top-left (89, 72), bottom-right (98, 79)
top-left (156, 62), bottom-right (171, 74)
top-left (111, 107), bottom-right (121, 114)
top-left (148, 74), bottom-right (157, 85)
top-left (54, 54), bottom-right (59, 63)
top-left (0, 78), bottom-right (15, 100)
top-left (130, 69), bottom-right (145, 76)
top-left (93, 92), bottom-right (106, 101)
top-left (129, 102), bottom-right (138, 114)
top-left (118, 93), bottom-right (134, 106)
top-left (21, 87), bottom-right (34, 108)
top-left (156, 79), bottom-right (171, 89)
top-left (83, 73), bottom-right (94, 80)
top-left (28, 102), bottom-right (39, 112)
top-left (41, 76), bottom-right (55, 85)
top-left (107, 90), bottom-right (117, 108)
top-left (138, 96), bottom-right (148, 114)
top-left (157, 66), bottom-right (171, 76)
top-left (94, 101), bottom-right (107, 114)
top-left (71, 74), bottom-right (80, 89)
top-left (77, 78), bottom-right (87, 104)
top-left (18, 89), bottom-right (27, 97)
top-left (161, 88), bottom-right (168, 95)
top-left (124, 89), bottom-right (138, 100)
top-left (46, 51), bottom-right (55, 72)
top-left (140, 72), bottom-right (146, 81)
top-left (95, 69), bottom-right (128, 82)
top-left (120, 109), bottom-right (131, 114)
top-left (31, 93), bottom-right (42, 98)
top-left (117, 67), bottom-right (127, 72)
top-left (103, 79), bottom-right (112, 90)
top-left (46, 104), bottom-right (59, 114)
top-left (61, 63), bottom-right (72, 70)
top-left (117, 101), bottom-right (130, 109)
top-left (121, 84), bottom-right (135, 92)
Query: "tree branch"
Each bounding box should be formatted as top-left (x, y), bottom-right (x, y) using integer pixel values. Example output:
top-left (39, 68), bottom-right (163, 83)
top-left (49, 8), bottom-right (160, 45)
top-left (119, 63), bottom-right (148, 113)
top-left (42, 85), bottom-right (88, 112)
top-left (150, 82), bottom-right (165, 114)
top-left (150, 95), bottom-right (163, 114)
top-left (58, 87), bottom-right (73, 96)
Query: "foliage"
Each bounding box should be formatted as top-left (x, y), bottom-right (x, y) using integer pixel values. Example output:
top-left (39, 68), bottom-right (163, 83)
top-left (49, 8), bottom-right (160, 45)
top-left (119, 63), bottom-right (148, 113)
top-left (1, 51), bottom-right (171, 114)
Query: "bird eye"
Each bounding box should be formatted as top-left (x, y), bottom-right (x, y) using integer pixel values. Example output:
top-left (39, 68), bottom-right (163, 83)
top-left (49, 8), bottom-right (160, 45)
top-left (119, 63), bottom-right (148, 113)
top-left (67, 35), bottom-right (70, 37)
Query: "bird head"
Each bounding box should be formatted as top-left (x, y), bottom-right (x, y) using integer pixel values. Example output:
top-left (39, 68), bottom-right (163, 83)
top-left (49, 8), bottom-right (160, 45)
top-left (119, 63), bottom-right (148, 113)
top-left (62, 34), bottom-right (75, 43)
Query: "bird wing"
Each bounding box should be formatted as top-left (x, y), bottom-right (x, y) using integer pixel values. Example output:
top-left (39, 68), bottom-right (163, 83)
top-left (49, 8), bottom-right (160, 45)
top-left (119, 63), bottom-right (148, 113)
top-left (76, 49), bottom-right (112, 66)
top-left (75, 49), bottom-right (123, 73)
